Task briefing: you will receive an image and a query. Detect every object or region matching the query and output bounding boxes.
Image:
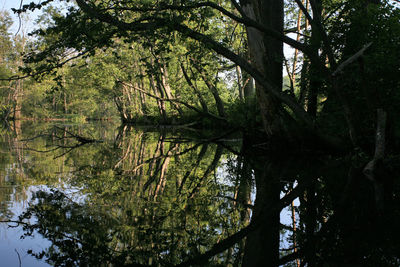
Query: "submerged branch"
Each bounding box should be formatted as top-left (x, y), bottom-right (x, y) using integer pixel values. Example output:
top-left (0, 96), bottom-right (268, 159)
top-left (19, 126), bottom-right (103, 159)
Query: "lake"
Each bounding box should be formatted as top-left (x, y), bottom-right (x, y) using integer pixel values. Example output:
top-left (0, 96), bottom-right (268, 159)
top-left (0, 122), bottom-right (399, 266)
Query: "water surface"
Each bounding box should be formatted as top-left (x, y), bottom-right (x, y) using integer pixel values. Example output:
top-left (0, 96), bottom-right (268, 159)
top-left (0, 122), bottom-right (399, 266)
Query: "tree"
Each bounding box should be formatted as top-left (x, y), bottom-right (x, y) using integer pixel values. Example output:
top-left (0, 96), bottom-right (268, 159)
top-left (0, 10), bottom-right (27, 120)
top-left (0, 10), bottom-right (14, 119)
top-left (9, 0), bottom-right (400, 153)
top-left (15, 0), bottom-right (312, 134)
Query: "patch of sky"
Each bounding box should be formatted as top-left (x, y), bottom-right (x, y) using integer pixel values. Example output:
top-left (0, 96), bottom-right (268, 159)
top-left (0, 183), bottom-right (89, 267)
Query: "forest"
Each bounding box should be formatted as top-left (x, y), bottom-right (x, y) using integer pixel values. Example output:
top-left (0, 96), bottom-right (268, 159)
top-left (0, 0), bottom-right (400, 266)
top-left (0, 0), bottom-right (396, 151)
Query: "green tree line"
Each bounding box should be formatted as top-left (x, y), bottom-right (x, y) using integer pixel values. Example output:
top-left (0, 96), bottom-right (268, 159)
top-left (1, 0), bottom-right (399, 153)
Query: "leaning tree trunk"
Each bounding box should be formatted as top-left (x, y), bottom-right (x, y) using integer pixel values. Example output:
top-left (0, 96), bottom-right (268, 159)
top-left (240, 0), bottom-right (284, 137)
top-left (13, 79), bottom-right (22, 120)
top-left (159, 63), bottom-right (184, 116)
top-left (149, 74), bottom-right (168, 123)
top-left (180, 63), bottom-right (209, 113)
top-left (192, 62), bottom-right (227, 118)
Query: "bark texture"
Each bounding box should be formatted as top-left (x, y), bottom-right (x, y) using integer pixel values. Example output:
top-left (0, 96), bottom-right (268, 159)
top-left (240, 0), bottom-right (284, 136)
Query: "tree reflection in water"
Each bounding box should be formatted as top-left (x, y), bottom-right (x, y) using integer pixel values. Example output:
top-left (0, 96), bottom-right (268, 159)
top-left (1, 123), bottom-right (400, 266)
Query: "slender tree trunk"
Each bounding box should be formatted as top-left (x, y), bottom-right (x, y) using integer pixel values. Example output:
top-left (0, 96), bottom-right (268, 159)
top-left (307, 65), bottom-right (319, 118)
top-left (114, 95), bottom-right (128, 122)
top-left (299, 59), bottom-right (309, 107)
top-left (149, 74), bottom-right (168, 123)
top-left (298, 0), bottom-right (310, 108)
top-left (192, 62), bottom-right (227, 118)
top-left (243, 75), bottom-right (255, 100)
top-left (236, 64), bottom-right (244, 100)
top-left (160, 63), bottom-right (184, 116)
top-left (180, 63), bottom-right (209, 113)
top-left (123, 83), bottom-right (134, 121)
top-left (13, 80), bottom-right (22, 120)
top-left (52, 93), bottom-right (57, 112)
top-left (291, 201), bottom-right (301, 267)
top-left (63, 91), bottom-right (68, 114)
top-left (291, 1), bottom-right (304, 86)
top-left (62, 74), bottom-right (68, 114)
top-left (242, 45), bottom-right (255, 101)
top-left (137, 65), bottom-right (149, 115)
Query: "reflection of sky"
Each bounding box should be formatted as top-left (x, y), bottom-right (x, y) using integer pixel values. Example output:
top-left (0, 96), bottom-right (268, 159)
top-left (0, 177), bottom-right (93, 267)
top-left (280, 197), bottom-right (300, 253)
top-left (0, 226), bottom-right (51, 267)
top-left (217, 157), bottom-right (299, 254)
top-left (0, 185), bottom-right (52, 267)
top-left (280, 182), bottom-right (300, 252)
top-left (0, 184), bottom-right (85, 267)
top-left (216, 157), bottom-right (257, 203)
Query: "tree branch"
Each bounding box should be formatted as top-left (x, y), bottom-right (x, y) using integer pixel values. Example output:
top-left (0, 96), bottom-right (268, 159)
top-left (0, 50), bottom-right (92, 81)
top-left (118, 81), bottom-right (226, 121)
top-left (332, 42), bottom-right (373, 77)
top-left (75, 0), bottom-right (311, 59)
top-left (294, 0), bottom-right (314, 24)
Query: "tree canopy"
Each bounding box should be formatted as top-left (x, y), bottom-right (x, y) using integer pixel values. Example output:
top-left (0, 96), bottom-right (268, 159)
top-left (0, 0), bottom-right (398, 153)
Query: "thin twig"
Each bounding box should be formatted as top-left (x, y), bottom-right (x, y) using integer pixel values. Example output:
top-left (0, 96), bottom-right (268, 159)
top-left (15, 249), bottom-right (22, 267)
top-left (15, 0), bottom-right (23, 36)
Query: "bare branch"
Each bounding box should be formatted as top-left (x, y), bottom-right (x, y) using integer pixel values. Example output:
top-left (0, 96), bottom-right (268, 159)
top-left (332, 42), bottom-right (373, 76)
top-left (15, 0), bottom-right (24, 36)
top-left (118, 81), bottom-right (227, 121)
top-left (75, 0), bottom-right (310, 58)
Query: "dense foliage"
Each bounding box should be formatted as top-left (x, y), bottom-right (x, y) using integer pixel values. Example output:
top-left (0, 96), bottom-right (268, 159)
top-left (0, 1), bottom-right (398, 152)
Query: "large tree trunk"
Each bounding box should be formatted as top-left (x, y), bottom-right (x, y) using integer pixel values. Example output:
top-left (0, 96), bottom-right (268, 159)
top-left (242, 162), bottom-right (281, 266)
top-left (306, 0), bottom-right (322, 118)
top-left (240, 0), bottom-right (284, 137)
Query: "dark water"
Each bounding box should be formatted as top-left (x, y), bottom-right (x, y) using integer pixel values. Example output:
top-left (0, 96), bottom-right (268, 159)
top-left (0, 122), bottom-right (399, 266)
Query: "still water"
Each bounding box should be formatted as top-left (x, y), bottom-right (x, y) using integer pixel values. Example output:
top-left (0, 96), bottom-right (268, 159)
top-left (0, 122), bottom-right (399, 266)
